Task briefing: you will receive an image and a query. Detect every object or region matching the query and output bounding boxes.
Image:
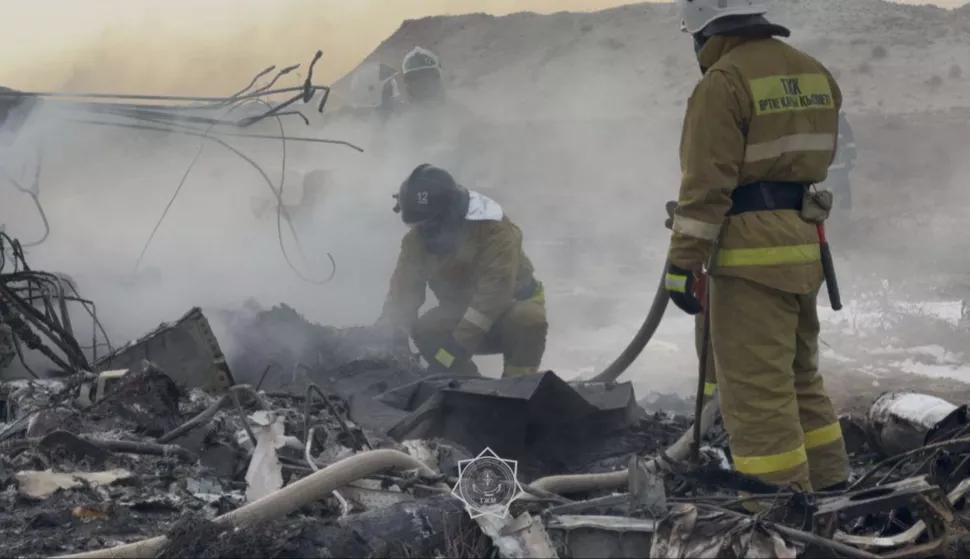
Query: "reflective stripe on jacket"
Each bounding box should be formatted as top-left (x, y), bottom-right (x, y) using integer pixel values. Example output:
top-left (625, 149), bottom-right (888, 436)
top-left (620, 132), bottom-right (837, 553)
top-left (668, 36), bottom-right (842, 293)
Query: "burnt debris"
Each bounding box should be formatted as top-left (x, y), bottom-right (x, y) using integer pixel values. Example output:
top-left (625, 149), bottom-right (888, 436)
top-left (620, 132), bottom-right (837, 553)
top-left (4, 291), bottom-right (970, 558)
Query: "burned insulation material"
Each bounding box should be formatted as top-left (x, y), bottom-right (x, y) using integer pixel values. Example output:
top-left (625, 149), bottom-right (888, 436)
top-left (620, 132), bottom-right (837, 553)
top-left (209, 303), bottom-right (430, 396)
top-left (154, 496), bottom-right (489, 559)
top-left (82, 364), bottom-right (184, 438)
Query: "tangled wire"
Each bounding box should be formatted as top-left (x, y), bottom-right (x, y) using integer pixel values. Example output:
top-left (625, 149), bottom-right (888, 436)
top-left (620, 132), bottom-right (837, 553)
top-left (0, 232), bottom-right (110, 377)
top-left (0, 50), bottom-right (362, 286)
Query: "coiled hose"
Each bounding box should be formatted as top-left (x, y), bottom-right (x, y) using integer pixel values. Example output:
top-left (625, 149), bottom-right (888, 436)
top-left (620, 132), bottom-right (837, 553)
top-left (54, 449), bottom-right (447, 559)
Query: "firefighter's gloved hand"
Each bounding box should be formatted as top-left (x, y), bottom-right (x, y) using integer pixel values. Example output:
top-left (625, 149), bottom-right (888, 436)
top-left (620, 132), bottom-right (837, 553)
top-left (665, 263), bottom-right (706, 315)
top-left (664, 200), bottom-right (678, 230)
top-left (428, 336), bottom-right (469, 373)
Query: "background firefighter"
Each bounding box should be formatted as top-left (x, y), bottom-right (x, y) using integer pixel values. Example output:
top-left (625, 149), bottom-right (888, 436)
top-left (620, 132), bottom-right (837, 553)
top-left (376, 163), bottom-right (547, 377)
top-left (664, 0), bottom-right (850, 494)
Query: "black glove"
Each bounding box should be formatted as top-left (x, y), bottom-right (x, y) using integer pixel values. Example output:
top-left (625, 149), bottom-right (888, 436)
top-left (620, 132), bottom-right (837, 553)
top-left (428, 335), bottom-right (470, 373)
top-left (664, 200), bottom-right (677, 230)
top-left (665, 263), bottom-right (704, 315)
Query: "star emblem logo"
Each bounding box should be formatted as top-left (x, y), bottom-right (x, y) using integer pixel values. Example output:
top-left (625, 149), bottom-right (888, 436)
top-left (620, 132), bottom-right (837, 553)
top-left (451, 447), bottom-right (523, 519)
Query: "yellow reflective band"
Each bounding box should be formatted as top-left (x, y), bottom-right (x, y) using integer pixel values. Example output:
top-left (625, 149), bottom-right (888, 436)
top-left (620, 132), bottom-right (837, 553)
top-left (704, 382), bottom-right (717, 396)
top-left (733, 444), bottom-right (808, 476)
top-left (504, 365), bottom-right (538, 377)
top-left (672, 215), bottom-right (721, 241)
top-left (748, 73), bottom-right (835, 116)
top-left (530, 282), bottom-right (546, 305)
top-left (716, 243), bottom-right (820, 267)
top-left (804, 422), bottom-right (843, 450)
top-left (462, 307), bottom-right (493, 332)
top-left (434, 348), bottom-right (455, 368)
top-left (745, 133), bottom-right (836, 163)
top-left (664, 273), bottom-right (687, 293)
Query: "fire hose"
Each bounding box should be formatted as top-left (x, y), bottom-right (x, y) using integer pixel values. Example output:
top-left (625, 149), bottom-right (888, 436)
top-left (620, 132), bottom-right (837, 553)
top-left (573, 203), bottom-right (843, 495)
top-left (53, 449), bottom-right (449, 559)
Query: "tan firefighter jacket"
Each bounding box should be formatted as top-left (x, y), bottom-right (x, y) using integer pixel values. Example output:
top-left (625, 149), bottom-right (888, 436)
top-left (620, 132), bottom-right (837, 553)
top-left (668, 35), bottom-right (842, 294)
top-left (380, 191), bottom-right (541, 352)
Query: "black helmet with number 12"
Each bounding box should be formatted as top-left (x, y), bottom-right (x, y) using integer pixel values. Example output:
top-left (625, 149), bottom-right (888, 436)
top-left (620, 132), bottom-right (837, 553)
top-left (392, 164), bottom-right (470, 254)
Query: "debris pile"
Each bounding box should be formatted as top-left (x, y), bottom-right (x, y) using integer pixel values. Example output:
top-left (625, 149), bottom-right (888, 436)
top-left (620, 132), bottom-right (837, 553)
top-left (5, 292), bottom-right (970, 557)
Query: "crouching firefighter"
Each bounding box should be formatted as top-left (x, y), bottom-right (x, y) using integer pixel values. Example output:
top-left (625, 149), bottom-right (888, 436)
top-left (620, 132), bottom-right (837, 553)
top-left (664, 0), bottom-right (850, 495)
top-left (376, 164), bottom-right (548, 377)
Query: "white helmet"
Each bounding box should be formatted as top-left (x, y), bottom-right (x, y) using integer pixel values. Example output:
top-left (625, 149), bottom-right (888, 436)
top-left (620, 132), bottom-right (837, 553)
top-left (402, 47), bottom-right (441, 76)
top-left (677, 0), bottom-right (768, 35)
top-left (350, 62), bottom-right (400, 109)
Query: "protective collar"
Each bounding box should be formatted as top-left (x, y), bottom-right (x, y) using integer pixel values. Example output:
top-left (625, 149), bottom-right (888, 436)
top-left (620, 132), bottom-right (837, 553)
top-left (695, 15), bottom-right (791, 70)
top-left (465, 191), bottom-right (503, 221)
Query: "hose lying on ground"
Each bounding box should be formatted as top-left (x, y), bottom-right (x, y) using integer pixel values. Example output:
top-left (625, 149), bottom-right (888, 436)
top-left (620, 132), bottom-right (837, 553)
top-left (54, 449), bottom-right (446, 559)
top-left (529, 398), bottom-right (721, 495)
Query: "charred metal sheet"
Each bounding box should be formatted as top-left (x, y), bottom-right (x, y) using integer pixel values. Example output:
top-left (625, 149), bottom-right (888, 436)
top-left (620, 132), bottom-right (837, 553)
top-left (835, 478), bottom-right (970, 554)
top-left (477, 511), bottom-right (559, 559)
top-left (95, 307), bottom-right (233, 392)
top-left (813, 475), bottom-right (952, 553)
top-left (547, 515), bottom-right (654, 559)
top-left (628, 453), bottom-right (665, 516)
top-left (382, 372), bottom-right (643, 468)
top-left (866, 392), bottom-right (968, 458)
top-left (569, 381), bottom-right (644, 430)
top-left (651, 503), bottom-right (796, 558)
top-left (340, 479), bottom-right (414, 510)
top-left (839, 413), bottom-right (871, 457)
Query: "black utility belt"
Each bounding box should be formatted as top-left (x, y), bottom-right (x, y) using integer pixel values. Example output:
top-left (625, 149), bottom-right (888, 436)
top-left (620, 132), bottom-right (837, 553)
top-left (727, 182), bottom-right (807, 216)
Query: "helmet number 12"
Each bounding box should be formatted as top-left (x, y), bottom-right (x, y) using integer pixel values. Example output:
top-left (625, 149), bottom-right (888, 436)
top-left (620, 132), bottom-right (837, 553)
top-left (417, 191), bottom-right (429, 204)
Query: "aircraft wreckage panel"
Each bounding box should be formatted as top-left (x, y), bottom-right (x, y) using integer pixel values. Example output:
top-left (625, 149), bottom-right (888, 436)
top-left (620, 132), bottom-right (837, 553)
top-left (94, 307), bottom-right (234, 392)
top-left (376, 371), bottom-right (644, 470)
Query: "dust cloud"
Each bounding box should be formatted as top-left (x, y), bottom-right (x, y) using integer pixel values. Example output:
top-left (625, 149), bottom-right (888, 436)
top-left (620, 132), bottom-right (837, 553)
top-left (1, 0), bottom-right (969, 394)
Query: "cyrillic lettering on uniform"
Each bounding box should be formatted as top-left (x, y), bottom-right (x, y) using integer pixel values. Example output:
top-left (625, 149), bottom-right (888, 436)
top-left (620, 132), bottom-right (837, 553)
top-left (748, 73), bottom-right (835, 116)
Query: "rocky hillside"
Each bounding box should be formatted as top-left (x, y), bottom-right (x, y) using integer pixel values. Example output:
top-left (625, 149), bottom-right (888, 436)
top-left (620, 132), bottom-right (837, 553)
top-left (335, 0), bottom-right (970, 118)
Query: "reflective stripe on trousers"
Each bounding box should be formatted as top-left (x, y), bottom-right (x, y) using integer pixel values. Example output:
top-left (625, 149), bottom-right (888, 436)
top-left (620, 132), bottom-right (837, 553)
top-left (734, 421), bottom-right (844, 478)
top-left (711, 275), bottom-right (849, 491)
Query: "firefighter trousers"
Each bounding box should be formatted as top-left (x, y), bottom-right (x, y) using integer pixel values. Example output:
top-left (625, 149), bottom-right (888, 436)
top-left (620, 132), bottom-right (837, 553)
top-left (709, 275), bottom-right (849, 491)
top-left (412, 301), bottom-right (548, 377)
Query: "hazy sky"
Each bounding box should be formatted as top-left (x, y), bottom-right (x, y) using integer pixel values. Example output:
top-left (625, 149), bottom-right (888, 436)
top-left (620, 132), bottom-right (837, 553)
top-left (0, 0), bottom-right (965, 94)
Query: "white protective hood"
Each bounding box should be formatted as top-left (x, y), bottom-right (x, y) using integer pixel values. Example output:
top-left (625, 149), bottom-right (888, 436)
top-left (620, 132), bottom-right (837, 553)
top-left (465, 190), bottom-right (503, 222)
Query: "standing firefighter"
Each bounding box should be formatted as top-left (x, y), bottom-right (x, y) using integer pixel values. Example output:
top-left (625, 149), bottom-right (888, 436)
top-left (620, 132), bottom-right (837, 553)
top-left (377, 164), bottom-right (548, 377)
top-left (664, 0), bottom-right (850, 493)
